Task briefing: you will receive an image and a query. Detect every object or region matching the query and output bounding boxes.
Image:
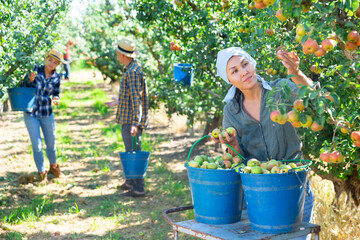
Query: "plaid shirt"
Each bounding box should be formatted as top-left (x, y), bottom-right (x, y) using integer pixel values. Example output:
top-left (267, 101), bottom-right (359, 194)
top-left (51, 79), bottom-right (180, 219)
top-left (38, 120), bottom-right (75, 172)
top-left (25, 65), bottom-right (61, 117)
top-left (115, 60), bottom-right (148, 128)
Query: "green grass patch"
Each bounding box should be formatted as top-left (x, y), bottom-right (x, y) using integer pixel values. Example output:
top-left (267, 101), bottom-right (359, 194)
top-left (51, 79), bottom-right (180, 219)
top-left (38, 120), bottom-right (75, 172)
top-left (58, 82), bottom-right (110, 117)
top-left (160, 174), bottom-right (188, 199)
top-left (3, 231), bottom-right (24, 240)
top-left (2, 195), bottom-right (53, 224)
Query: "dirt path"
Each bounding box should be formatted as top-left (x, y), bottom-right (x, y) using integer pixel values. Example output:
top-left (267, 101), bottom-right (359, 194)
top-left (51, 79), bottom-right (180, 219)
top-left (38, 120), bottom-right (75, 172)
top-left (0, 70), bottom-right (221, 240)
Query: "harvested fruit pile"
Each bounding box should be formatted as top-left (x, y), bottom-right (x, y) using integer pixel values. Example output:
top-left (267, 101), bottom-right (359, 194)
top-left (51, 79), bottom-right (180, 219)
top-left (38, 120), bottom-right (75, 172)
top-left (187, 152), bottom-right (243, 170)
top-left (187, 154), bottom-right (307, 174)
top-left (241, 158), bottom-right (307, 174)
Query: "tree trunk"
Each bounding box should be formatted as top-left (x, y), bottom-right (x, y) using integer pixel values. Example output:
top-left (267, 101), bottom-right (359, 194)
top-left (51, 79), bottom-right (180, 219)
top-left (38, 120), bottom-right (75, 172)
top-left (3, 99), bottom-right (9, 112)
top-left (201, 114), bottom-right (222, 150)
top-left (202, 114), bottom-right (222, 137)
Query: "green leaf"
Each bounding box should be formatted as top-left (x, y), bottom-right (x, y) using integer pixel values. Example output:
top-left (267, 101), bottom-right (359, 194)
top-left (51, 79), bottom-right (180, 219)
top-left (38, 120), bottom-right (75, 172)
top-left (345, 22), bottom-right (355, 27)
top-left (279, 105), bottom-right (287, 115)
top-left (280, 80), bottom-right (287, 88)
top-left (303, 98), bottom-right (309, 108)
top-left (287, 74), bottom-right (297, 78)
top-left (309, 91), bottom-right (318, 100)
top-left (298, 85), bottom-right (310, 98)
top-left (293, 8), bottom-right (301, 17)
top-left (316, 116), bottom-right (326, 126)
top-left (352, 0), bottom-right (359, 11)
top-left (284, 85), bottom-right (292, 97)
top-left (299, 113), bottom-right (308, 124)
top-left (316, 100), bottom-right (326, 114)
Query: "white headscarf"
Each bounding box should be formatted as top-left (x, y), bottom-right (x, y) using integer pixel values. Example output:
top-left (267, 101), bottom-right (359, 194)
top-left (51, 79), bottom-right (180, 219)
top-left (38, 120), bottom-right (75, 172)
top-left (216, 47), bottom-right (272, 103)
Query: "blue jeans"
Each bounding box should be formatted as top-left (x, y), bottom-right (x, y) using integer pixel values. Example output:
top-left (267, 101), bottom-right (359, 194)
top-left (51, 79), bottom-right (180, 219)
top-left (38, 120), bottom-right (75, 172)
top-left (121, 124), bottom-right (145, 192)
top-left (24, 113), bottom-right (57, 173)
top-left (63, 59), bottom-right (70, 79)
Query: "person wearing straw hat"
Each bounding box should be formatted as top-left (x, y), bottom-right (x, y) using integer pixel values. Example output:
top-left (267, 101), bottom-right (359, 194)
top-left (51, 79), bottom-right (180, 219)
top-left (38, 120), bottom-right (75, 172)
top-left (211, 47), bottom-right (315, 240)
top-left (105, 38), bottom-right (149, 198)
top-left (23, 49), bottom-right (65, 184)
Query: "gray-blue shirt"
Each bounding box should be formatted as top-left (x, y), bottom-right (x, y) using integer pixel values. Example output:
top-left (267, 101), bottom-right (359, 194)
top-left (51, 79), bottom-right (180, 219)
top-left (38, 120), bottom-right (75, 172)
top-left (223, 78), bottom-right (302, 161)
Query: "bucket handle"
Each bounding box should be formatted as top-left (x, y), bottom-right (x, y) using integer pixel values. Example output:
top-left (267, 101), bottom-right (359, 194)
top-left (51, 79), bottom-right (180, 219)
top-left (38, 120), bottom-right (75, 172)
top-left (18, 65), bottom-right (39, 88)
top-left (131, 136), bottom-right (138, 152)
top-left (282, 160), bottom-right (312, 197)
top-left (185, 135), bottom-right (246, 164)
top-left (294, 170), bottom-right (311, 197)
top-left (280, 159), bottom-right (312, 171)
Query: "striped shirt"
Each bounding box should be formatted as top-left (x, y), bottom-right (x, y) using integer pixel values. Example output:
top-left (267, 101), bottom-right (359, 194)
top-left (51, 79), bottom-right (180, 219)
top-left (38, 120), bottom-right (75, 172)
top-left (115, 60), bottom-right (148, 128)
top-left (25, 65), bottom-right (61, 117)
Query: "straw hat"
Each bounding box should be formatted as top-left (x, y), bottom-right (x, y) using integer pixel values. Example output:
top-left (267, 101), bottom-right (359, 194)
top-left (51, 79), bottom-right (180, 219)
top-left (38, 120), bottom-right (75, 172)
top-left (116, 38), bottom-right (139, 58)
top-left (46, 49), bottom-right (66, 64)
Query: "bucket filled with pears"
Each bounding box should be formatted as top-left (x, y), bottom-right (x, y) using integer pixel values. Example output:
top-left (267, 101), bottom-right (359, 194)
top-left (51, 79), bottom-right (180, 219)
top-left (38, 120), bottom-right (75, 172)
top-left (239, 157), bottom-right (312, 234)
top-left (185, 130), bottom-right (245, 225)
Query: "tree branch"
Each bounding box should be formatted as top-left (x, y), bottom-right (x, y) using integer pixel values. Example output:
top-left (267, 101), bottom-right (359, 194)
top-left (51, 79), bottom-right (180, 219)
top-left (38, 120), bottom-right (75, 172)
top-left (2, 8), bottom-right (60, 84)
top-left (145, 41), bottom-right (164, 75)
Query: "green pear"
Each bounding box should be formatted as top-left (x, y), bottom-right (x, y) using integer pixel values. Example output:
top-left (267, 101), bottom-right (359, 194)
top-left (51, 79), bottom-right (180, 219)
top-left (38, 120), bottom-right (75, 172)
top-left (207, 162), bottom-right (218, 169)
top-left (271, 166), bottom-right (281, 173)
top-left (260, 162), bottom-right (268, 169)
top-left (222, 152), bottom-right (233, 161)
top-left (222, 160), bottom-right (232, 169)
top-left (212, 128), bottom-right (221, 138)
top-left (188, 161), bottom-right (200, 168)
top-left (226, 127), bottom-right (235, 136)
top-left (242, 166), bottom-right (252, 173)
top-left (233, 156), bottom-right (242, 164)
top-left (193, 156), bottom-right (203, 165)
top-left (251, 166), bottom-right (263, 174)
top-left (247, 158), bottom-right (261, 167)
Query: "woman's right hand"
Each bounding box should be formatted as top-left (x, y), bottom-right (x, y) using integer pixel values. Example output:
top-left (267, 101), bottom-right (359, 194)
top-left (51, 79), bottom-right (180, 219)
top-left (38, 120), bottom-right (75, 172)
top-left (29, 72), bottom-right (37, 82)
top-left (209, 129), bottom-right (238, 145)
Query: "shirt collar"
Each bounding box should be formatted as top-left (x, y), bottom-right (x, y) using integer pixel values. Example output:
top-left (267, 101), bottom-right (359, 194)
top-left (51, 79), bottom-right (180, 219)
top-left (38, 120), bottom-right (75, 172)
top-left (124, 60), bottom-right (136, 71)
top-left (257, 75), bottom-right (272, 91)
top-left (38, 65), bottom-right (57, 78)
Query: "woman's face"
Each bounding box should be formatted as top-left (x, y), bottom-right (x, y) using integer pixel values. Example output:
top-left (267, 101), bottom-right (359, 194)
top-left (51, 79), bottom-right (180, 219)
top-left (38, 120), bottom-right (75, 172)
top-left (45, 56), bottom-right (60, 71)
top-left (226, 55), bottom-right (257, 91)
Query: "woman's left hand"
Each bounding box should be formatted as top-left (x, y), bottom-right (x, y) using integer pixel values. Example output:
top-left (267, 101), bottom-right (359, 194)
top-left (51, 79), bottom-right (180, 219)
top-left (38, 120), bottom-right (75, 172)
top-left (52, 96), bottom-right (60, 106)
top-left (278, 50), bottom-right (300, 76)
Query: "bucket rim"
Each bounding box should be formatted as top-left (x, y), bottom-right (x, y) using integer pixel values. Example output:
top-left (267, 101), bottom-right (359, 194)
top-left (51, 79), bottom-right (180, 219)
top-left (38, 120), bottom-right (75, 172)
top-left (119, 150), bottom-right (151, 155)
top-left (186, 163), bottom-right (237, 172)
top-left (174, 63), bottom-right (193, 68)
top-left (7, 87), bottom-right (37, 93)
top-left (238, 168), bottom-right (309, 175)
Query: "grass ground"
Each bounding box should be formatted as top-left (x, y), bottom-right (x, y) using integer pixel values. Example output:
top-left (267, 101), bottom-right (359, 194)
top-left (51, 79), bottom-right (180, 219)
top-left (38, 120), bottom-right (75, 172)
top-left (0, 69), bottom-right (359, 240)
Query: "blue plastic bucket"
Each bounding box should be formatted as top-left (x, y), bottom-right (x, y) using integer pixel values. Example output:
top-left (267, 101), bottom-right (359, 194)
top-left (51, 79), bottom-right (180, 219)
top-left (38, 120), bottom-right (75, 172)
top-left (174, 63), bottom-right (193, 86)
top-left (186, 164), bottom-right (244, 225)
top-left (239, 169), bottom-right (309, 234)
top-left (119, 151), bottom-right (150, 179)
top-left (7, 87), bottom-right (36, 112)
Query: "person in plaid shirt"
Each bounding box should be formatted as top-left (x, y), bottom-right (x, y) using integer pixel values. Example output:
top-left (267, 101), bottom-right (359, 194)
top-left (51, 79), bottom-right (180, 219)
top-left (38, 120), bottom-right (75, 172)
top-left (105, 38), bottom-right (148, 197)
top-left (24, 49), bottom-right (65, 184)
